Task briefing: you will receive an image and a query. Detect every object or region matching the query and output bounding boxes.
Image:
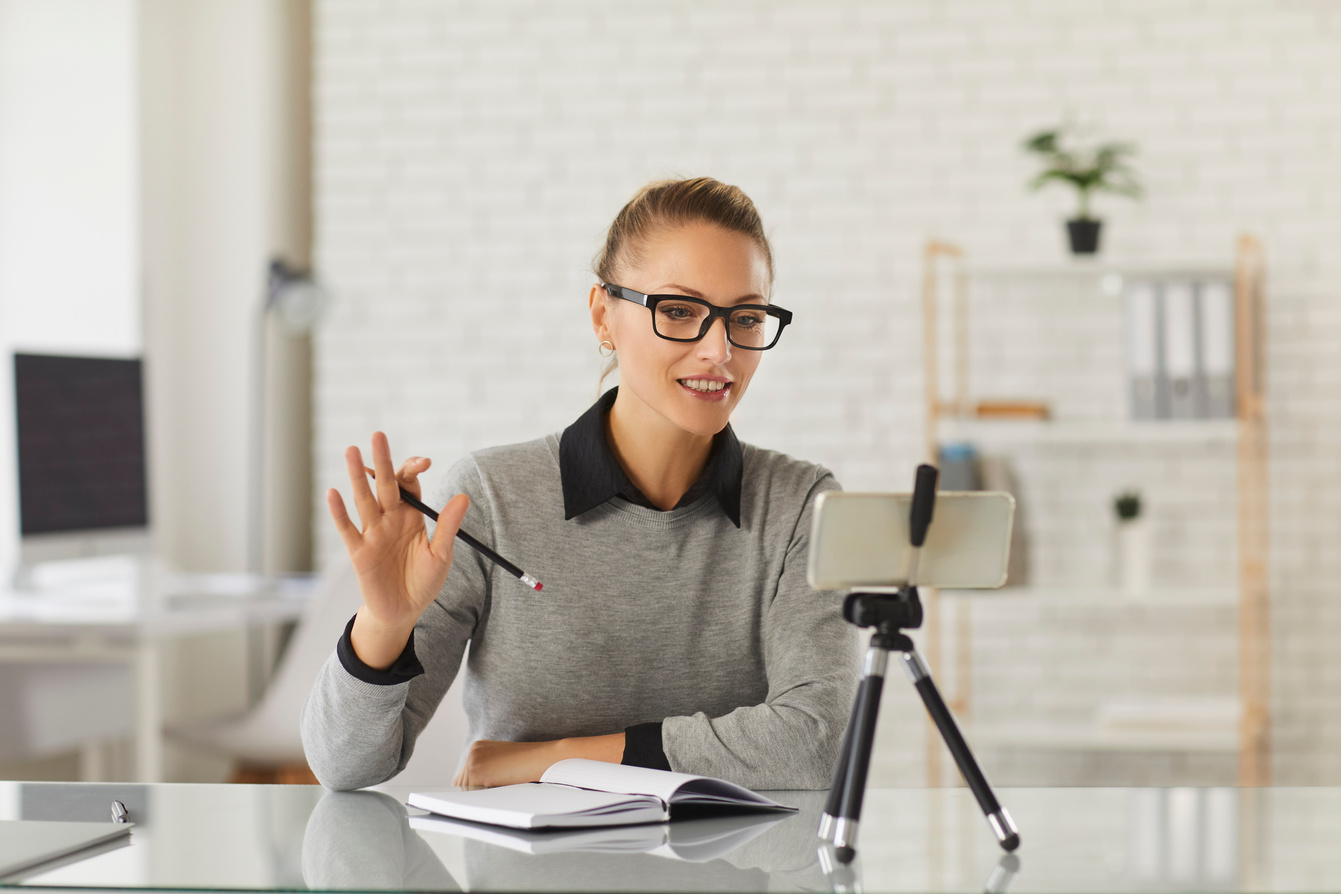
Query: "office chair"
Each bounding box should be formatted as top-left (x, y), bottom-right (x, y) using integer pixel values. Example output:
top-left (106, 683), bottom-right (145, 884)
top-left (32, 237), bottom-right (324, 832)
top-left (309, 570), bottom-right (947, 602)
top-left (171, 567), bottom-right (470, 786)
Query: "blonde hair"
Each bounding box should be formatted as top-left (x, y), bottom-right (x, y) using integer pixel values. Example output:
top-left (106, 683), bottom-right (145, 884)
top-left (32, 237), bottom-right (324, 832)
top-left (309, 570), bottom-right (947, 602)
top-left (594, 177), bottom-right (774, 391)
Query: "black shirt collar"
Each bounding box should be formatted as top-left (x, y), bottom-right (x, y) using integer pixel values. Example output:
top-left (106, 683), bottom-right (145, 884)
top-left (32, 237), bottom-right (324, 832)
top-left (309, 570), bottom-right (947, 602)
top-left (559, 387), bottom-right (742, 528)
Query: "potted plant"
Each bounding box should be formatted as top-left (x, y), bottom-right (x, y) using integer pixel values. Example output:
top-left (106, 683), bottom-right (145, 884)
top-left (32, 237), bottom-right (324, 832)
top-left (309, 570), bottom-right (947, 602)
top-left (1113, 490), bottom-right (1150, 596)
top-left (1023, 124), bottom-right (1141, 255)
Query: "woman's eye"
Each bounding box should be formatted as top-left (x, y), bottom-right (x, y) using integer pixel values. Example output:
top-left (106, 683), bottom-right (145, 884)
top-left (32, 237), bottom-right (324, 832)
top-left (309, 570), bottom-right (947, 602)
top-left (659, 304), bottom-right (696, 320)
top-left (732, 313), bottom-right (763, 328)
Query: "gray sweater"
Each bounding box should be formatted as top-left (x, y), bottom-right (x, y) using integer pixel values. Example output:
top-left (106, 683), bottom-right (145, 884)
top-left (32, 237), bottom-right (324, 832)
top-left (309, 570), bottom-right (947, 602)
top-left (301, 433), bottom-right (858, 791)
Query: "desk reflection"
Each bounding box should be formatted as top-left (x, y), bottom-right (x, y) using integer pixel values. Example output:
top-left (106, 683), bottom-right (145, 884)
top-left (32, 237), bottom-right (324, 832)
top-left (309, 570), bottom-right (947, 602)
top-left (302, 789), bottom-right (831, 892)
top-left (302, 790), bottom-right (459, 891)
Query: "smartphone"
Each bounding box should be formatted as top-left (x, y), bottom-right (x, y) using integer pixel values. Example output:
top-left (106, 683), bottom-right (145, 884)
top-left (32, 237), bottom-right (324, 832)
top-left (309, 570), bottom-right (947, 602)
top-left (808, 491), bottom-right (1015, 590)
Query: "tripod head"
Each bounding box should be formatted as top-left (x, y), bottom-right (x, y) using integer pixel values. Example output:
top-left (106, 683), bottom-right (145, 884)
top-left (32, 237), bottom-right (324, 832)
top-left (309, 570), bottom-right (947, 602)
top-left (842, 588), bottom-right (921, 631)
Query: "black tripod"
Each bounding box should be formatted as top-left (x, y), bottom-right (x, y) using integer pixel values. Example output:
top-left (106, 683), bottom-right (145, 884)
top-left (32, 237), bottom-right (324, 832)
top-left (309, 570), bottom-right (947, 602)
top-left (818, 465), bottom-right (1020, 863)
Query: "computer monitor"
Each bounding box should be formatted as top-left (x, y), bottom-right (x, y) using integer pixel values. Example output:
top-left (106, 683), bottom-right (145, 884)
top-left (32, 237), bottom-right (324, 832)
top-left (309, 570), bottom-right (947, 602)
top-left (12, 353), bottom-right (151, 576)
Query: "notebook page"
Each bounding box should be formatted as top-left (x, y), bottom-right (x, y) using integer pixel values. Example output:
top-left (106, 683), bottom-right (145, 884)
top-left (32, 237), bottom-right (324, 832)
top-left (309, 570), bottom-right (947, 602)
top-left (668, 776), bottom-right (786, 807)
top-left (540, 759), bottom-right (703, 803)
top-left (409, 783), bottom-right (664, 828)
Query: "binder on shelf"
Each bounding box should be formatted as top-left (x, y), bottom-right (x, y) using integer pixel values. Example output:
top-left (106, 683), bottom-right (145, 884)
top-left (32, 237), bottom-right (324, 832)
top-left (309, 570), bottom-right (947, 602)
top-left (1124, 280), bottom-right (1161, 420)
top-left (938, 442), bottom-right (981, 491)
top-left (1198, 279), bottom-right (1236, 419)
top-left (1162, 281), bottom-right (1200, 420)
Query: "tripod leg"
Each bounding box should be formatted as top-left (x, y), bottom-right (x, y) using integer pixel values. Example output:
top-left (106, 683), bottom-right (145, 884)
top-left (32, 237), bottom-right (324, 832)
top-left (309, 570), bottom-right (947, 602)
top-left (827, 645), bottom-right (886, 863)
top-left (818, 688), bottom-right (859, 841)
top-left (900, 648), bottom-right (1020, 853)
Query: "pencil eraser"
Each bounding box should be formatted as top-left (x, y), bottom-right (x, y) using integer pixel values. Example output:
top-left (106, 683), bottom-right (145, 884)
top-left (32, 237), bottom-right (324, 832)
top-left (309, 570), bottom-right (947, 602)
top-left (533, 582), bottom-right (543, 591)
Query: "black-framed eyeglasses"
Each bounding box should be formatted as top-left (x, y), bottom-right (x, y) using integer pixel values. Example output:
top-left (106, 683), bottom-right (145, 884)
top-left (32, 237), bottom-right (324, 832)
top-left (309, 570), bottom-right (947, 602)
top-left (600, 283), bottom-right (793, 351)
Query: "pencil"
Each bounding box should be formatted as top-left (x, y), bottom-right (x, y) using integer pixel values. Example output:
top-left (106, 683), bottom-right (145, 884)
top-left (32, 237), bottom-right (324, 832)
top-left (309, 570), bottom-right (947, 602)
top-left (366, 469), bottom-right (543, 591)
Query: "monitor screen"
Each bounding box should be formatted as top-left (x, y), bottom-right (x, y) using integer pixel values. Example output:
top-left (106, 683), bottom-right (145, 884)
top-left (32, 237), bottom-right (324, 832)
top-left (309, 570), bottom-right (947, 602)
top-left (13, 353), bottom-right (148, 536)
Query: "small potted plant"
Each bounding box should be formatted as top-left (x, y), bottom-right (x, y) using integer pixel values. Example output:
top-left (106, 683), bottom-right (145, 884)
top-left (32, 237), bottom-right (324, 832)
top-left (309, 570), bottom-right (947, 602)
top-left (1113, 490), bottom-right (1150, 596)
top-left (1023, 124), bottom-right (1141, 255)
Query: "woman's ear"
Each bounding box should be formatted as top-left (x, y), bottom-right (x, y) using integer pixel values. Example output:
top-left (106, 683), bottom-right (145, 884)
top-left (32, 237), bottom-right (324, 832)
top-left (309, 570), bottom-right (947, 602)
top-left (589, 284), bottom-right (612, 342)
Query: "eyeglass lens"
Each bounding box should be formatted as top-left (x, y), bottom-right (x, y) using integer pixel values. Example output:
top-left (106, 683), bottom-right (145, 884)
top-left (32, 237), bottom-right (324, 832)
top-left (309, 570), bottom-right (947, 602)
top-left (653, 299), bottom-right (781, 348)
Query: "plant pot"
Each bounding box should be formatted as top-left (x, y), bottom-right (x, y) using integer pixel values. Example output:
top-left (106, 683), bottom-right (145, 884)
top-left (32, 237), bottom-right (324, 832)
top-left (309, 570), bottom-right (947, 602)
top-left (1116, 518), bottom-right (1151, 596)
top-left (1067, 218), bottom-right (1102, 255)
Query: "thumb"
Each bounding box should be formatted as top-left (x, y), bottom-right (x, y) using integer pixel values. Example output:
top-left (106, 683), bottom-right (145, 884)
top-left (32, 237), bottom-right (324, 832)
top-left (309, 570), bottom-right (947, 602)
top-left (429, 493), bottom-right (470, 562)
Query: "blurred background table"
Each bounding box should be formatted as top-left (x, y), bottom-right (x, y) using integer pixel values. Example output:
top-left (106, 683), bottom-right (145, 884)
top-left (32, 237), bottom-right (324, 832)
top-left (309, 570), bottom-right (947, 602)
top-left (0, 574), bottom-right (318, 783)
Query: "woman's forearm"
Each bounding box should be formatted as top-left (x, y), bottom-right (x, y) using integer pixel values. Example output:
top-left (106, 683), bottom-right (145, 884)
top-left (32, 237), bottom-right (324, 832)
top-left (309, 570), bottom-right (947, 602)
top-left (557, 732), bottom-right (626, 764)
top-left (454, 733), bottom-right (628, 787)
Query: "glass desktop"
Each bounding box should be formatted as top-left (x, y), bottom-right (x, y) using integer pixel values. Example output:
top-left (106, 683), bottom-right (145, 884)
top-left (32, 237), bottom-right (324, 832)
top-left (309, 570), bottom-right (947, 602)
top-left (2, 780), bottom-right (1338, 892)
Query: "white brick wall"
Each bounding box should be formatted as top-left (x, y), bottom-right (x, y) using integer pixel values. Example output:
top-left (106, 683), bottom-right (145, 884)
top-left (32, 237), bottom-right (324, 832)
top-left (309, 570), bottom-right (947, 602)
top-left (313, 0), bottom-right (1341, 785)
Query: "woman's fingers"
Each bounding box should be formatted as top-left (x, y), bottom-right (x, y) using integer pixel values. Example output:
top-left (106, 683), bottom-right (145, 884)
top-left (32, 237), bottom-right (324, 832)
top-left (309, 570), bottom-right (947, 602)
top-left (369, 432), bottom-right (402, 510)
top-left (429, 494), bottom-right (470, 562)
top-left (345, 445), bottom-right (380, 527)
top-left (326, 488), bottom-right (362, 554)
top-left (398, 456), bottom-right (430, 499)
top-left (363, 456), bottom-right (431, 500)
top-left (342, 434), bottom-right (433, 542)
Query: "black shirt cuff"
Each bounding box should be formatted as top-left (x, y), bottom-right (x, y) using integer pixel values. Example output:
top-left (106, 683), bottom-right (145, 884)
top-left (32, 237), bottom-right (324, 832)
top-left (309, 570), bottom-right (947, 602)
top-left (621, 721), bottom-right (671, 771)
top-left (336, 613), bottom-right (425, 685)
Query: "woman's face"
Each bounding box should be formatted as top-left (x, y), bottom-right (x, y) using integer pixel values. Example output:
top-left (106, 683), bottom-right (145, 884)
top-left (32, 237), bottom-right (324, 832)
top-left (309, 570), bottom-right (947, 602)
top-left (590, 221), bottom-right (772, 439)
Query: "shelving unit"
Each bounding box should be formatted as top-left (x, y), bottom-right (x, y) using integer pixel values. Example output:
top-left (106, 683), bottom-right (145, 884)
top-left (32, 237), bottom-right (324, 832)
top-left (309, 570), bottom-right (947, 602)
top-left (920, 237), bottom-right (1270, 786)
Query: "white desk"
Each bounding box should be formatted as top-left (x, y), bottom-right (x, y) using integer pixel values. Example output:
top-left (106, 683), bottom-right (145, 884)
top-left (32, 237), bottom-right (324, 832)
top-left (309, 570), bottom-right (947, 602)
top-left (0, 575), bottom-right (317, 782)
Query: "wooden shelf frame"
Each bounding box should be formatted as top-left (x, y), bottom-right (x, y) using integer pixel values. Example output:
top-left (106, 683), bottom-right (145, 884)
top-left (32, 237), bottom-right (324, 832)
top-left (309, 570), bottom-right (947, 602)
top-left (921, 237), bottom-right (1271, 787)
top-left (1234, 234), bottom-right (1270, 787)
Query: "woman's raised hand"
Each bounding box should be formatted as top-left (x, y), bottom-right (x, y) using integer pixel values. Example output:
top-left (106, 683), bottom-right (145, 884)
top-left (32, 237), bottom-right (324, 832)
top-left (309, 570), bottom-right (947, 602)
top-left (326, 431), bottom-right (469, 669)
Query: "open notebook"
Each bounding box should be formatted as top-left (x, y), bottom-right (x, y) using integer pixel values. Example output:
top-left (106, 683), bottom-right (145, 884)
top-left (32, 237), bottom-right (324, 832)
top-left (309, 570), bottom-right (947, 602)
top-left (407, 759), bottom-right (793, 830)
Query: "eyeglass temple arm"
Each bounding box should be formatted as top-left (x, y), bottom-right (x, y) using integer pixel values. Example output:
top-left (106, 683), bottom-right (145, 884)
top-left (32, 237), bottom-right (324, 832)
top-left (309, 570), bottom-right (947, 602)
top-left (603, 283), bottom-right (655, 308)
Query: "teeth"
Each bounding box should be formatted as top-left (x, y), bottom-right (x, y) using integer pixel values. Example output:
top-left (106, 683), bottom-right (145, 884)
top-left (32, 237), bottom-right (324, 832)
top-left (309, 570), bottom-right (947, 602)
top-left (681, 379), bottom-right (726, 392)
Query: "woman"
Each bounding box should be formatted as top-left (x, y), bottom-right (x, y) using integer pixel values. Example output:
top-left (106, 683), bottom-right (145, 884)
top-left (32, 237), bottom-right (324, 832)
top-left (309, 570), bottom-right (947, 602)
top-left (302, 177), bottom-right (858, 792)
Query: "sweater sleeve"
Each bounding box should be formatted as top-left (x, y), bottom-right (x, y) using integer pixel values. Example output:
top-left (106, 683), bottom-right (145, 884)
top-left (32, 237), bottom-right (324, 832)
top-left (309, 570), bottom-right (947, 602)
top-left (660, 473), bottom-right (860, 790)
top-left (301, 457), bottom-right (493, 791)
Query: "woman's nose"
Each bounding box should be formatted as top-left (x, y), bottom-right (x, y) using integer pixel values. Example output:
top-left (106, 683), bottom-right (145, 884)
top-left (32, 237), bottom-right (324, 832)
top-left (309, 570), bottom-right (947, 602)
top-left (697, 316), bottom-right (732, 362)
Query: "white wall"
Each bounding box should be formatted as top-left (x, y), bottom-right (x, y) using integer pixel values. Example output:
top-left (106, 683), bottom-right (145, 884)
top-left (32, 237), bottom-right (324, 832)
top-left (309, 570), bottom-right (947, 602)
top-left (312, 0), bottom-right (1341, 785)
top-left (0, 0), bottom-right (141, 574)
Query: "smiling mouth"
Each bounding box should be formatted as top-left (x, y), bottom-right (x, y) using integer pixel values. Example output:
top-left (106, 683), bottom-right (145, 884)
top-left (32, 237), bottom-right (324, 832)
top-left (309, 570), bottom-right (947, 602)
top-left (678, 378), bottom-right (732, 393)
